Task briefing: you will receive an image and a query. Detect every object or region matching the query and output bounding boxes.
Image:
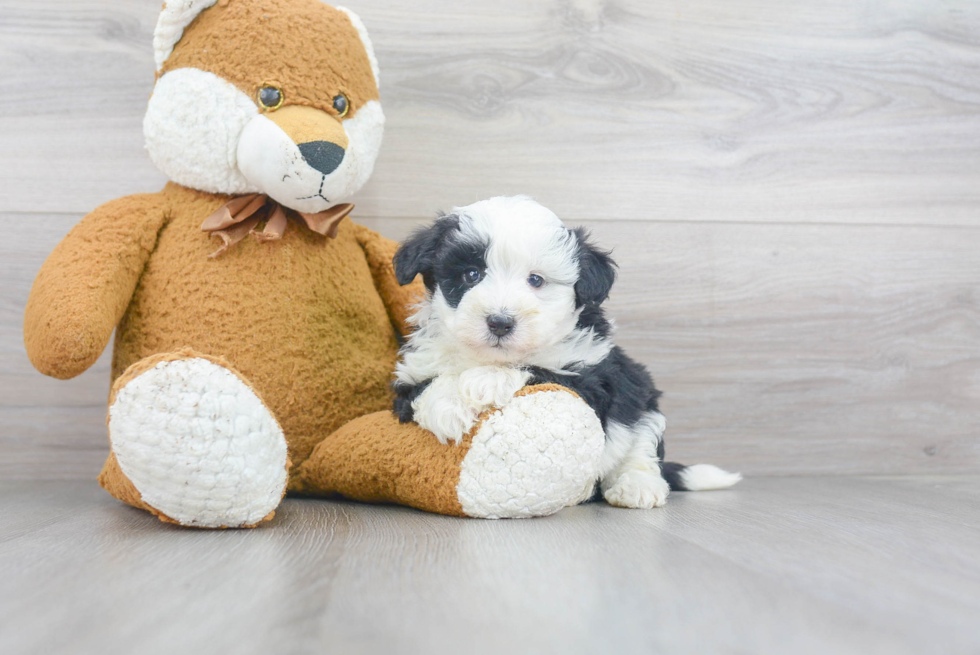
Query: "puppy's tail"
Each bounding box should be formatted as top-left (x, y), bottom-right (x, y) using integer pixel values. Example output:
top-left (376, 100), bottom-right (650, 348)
top-left (661, 462), bottom-right (742, 491)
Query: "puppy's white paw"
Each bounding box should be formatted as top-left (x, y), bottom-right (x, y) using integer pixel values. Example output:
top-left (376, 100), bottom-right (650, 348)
top-left (458, 366), bottom-right (530, 409)
top-left (603, 469), bottom-right (671, 509)
top-left (412, 376), bottom-right (479, 444)
top-left (427, 401), bottom-right (479, 444)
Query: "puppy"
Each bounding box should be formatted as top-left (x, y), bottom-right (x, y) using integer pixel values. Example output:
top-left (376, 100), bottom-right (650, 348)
top-left (391, 196), bottom-right (740, 508)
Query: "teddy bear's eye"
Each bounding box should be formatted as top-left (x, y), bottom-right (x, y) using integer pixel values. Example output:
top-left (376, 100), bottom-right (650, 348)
top-left (257, 85), bottom-right (284, 111)
top-left (333, 94), bottom-right (349, 117)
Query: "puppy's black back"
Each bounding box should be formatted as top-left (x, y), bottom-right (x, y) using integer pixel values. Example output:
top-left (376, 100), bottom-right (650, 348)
top-left (526, 346), bottom-right (661, 430)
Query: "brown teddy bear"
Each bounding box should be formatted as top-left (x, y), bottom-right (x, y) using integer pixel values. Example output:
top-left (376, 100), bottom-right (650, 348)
top-left (23, 0), bottom-right (604, 528)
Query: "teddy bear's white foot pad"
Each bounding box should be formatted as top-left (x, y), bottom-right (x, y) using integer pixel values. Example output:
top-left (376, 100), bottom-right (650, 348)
top-left (108, 357), bottom-right (288, 528)
top-left (458, 389), bottom-right (605, 519)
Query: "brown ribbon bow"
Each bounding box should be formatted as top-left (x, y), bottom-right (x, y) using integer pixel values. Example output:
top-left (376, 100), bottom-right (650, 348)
top-left (200, 194), bottom-right (354, 258)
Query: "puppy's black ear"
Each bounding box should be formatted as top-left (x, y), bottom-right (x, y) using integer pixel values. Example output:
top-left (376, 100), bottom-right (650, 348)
top-left (393, 214), bottom-right (460, 286)
top-left (572, 228), bottom-right (617, 307)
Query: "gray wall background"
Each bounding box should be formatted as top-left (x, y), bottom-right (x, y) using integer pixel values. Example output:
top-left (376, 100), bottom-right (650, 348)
top-left (2, 0), bottom-right (978, 479)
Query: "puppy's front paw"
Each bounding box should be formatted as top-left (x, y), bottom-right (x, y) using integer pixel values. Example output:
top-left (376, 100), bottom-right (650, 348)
top-left (427, 400), bottom-right (479, 445)
top-left (603, 470), bottom-right (671, 509)
top-left (412, 377), bottom-right (479, 444)
top-left (458, 366), bottom-right (530, 409)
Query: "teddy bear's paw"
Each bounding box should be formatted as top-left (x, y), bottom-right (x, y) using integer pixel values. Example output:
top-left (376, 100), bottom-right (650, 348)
top-left (108, 356), bottom-right (289, 528)
top-left (457, 386), bottom-right (604, 519)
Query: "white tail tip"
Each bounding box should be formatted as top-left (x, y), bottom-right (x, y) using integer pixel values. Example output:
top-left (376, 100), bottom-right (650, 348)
top-left (679, 464), bottom-right (743, 491)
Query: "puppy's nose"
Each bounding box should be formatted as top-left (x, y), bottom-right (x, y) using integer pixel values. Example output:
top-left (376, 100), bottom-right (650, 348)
top-left (297, 141), bottom-right (346, 175)
top-left (487, 314), bottom-right (515, 337)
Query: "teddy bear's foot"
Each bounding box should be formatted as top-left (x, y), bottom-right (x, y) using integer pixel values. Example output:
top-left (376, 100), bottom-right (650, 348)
top-left (103, 351), bottom-right (289, 528)
top-left (294, 384), bottom-right (605, 518)
top-left (456, 385), bottom-right (605, 518)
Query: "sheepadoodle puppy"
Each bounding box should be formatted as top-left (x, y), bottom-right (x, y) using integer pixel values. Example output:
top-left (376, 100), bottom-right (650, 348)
top-left (391, 196), bottom-right (740, 508)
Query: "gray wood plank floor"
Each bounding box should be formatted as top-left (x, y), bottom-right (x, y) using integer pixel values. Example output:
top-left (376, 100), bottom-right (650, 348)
top-left (1, 476), bottom-right (978, 655)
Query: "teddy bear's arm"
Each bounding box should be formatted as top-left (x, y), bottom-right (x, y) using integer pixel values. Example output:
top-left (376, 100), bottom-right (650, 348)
top-left (352, 223), bottom-right (425, 338)
top-left (23, 193), bottom-right (170, 379)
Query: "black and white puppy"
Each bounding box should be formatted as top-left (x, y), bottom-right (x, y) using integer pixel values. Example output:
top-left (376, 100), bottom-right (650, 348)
top-left (391, 196), bottom-right (740, 508)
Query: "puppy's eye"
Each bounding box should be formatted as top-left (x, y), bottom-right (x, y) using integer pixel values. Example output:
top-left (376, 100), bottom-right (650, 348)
top-left (462, 267), bottom-right (483, 285)
top-left (527, 274), bottom-right (544, 288)
top-left (257, 85), bottom-right (284, 111)
top-left (333, 94), bottom-right (350, 117)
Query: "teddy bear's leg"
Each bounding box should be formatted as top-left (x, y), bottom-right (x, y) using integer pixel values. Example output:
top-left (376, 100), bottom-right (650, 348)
top-left (99, 350), bottom-right (289, 528)
top-left (293, 384), bottom-right (605, 518)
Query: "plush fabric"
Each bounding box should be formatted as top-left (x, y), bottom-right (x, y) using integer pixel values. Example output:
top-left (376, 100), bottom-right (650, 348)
top-left (24, 193), bottom-right (171, 379)
top-left (102, 183), bottom-right (415, 474)
top-left (293, 384), bottom-right (599, 517)
top-left (106, 350), bottom-right (289, 528)
top-left (160, 0), bottom-right (379, 114)
top-left (144, 67), bottom-right (259, 194)
top-left (144, 0), bottom-right (384, 206)
top-left (23, 0), bottom-right (605, 527)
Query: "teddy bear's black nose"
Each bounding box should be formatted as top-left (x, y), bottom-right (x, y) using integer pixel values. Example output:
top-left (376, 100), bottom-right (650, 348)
top-left (297, 141), bottom-right (345, 175)
top-left (487, 314), bottom-right (515, 337)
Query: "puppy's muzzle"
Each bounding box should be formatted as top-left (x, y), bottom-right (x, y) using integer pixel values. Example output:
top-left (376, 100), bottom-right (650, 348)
top-left (267, 105), bottom-right (349, 175)
top-left (487, 314), bottom-right (515, 338)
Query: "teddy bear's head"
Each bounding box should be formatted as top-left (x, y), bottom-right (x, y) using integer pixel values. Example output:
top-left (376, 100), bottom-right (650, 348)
top-left (144, 0), bottom-right (383, 214)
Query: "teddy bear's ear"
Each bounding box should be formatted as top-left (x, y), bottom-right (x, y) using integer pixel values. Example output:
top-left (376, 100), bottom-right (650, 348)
top-left (336, 6), bottom-right (381, 89)
top-left (154, 3), bottom-right (382, 90)
top-left (154, 0), bottom-right (220, 72)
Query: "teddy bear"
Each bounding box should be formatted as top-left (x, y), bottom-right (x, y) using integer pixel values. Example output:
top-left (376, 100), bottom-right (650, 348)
top-left (22, 0), bottom-right (605, 528)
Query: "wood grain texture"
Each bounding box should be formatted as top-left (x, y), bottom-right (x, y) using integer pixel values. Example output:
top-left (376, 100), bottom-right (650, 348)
top-left (357, 215), bottom-right (980, 475)
top-left (0, 210), bottom-right (111, 479)
top-left (3, 4), bottom-right (978, 651)
top-left (1, 0), bottom-right (979, 223)
top-left (2, 0), bottom-right (979, 478)
top-left (5, 212), bottom-right (979, 479)
top-left (1, 477), bottom-right (978, 655)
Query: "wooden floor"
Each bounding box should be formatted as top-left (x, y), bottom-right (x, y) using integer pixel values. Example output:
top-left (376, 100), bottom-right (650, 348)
top-left (2, 476), bottom-right (978, 655)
